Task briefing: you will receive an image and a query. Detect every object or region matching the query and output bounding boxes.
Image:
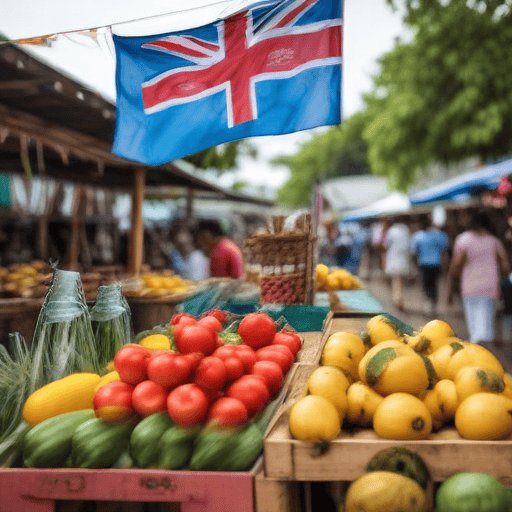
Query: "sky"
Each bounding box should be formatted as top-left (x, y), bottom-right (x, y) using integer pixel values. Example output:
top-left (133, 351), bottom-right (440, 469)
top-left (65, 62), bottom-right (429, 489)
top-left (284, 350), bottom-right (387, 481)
top-left (0, 0), bottom-right (410, 191)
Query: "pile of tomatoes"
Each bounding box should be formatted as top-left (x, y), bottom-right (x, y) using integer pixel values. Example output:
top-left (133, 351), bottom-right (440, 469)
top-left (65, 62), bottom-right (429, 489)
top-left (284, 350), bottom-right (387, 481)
top-left (93, 311), bottom-right (302, 428)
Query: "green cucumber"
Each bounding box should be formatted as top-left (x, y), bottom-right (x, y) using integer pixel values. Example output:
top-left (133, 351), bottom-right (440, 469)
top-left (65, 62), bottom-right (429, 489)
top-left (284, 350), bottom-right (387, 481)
top-left (22, 409), bottom-right (95, 468)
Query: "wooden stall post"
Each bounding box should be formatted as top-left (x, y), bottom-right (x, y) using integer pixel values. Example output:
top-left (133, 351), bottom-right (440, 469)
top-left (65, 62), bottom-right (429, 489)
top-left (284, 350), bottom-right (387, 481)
top-left (128, 167), bottom-right (146, 277)
top-left (185, 187), bottom-right (194, 228)
top-left (67, 185), bottom-right (83, 270)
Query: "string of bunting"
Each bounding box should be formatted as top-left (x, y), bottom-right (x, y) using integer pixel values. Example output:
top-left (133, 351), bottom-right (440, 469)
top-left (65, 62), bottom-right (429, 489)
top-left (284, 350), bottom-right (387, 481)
top-left (0, 0), bottom-right (241, 47)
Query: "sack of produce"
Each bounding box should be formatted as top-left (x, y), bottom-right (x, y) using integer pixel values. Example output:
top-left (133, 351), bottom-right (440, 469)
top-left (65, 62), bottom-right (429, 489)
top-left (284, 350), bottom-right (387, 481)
top-left (30, 268), bottom-right (99, 390)
top-left (90, 284), bottom-right (133, 368)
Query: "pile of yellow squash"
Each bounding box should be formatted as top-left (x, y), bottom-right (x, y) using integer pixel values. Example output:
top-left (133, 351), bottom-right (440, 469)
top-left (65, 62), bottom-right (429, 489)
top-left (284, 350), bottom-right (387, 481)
top-left (289, 315), bottom-right (512, 442)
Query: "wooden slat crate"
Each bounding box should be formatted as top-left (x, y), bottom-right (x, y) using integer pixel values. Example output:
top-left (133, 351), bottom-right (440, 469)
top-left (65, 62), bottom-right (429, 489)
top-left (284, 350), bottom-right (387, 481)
top-left (264, 361), bottom-right (512, 483)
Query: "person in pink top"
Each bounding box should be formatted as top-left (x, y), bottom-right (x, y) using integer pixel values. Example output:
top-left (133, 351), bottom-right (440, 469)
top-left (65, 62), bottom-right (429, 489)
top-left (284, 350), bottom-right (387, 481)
top-left (193, 219), bottom-right (245, 279)
top-left (447, 209), bottom-right (510, 343)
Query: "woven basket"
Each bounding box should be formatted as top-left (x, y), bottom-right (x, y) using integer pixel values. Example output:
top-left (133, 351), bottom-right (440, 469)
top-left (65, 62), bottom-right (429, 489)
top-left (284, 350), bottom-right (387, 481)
top-left (243, 215), bottom-right (316, 305)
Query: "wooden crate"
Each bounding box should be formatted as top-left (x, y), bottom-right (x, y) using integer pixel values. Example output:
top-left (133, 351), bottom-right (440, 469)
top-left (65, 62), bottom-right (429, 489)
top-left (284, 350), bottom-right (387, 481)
top-left (264, 353), bottom-right (512, 483)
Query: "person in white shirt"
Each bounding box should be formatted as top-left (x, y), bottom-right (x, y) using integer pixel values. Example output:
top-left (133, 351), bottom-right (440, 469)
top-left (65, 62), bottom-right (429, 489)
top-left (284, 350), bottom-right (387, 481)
top-left (383, 216), bottom-right (412, 311)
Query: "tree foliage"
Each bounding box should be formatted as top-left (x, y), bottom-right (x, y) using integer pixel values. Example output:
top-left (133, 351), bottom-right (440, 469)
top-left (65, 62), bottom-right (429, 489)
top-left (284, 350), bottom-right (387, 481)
top-left (363, 0), bottom-right (512, 189)
top-left (274, 113), bottom-right (371, 207)
top-left (183, 140), bottom-right (257, 171)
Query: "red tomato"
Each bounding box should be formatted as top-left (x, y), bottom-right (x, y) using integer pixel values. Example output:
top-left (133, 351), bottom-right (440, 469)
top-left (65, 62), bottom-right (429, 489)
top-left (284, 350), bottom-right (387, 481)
top-left (272, 331), bottom-right (302, 357)
top-left (170, 313), bottom-right (196, 325)
top-left (251, 360), bottom-right (284, 397)
top-left (167, 384), bottom-right (209, 427)
top-left (237, 313), bottom-right (276, 350)
top-left (147, 352), bottom-right (193, 389)
top-left (183, 352), bottom-right (205, 371)
top-left (93, 381), bottom-right (137, 425)
top-left (114, 344), bottom-right (151, 385)
top-left (193, 356), bottom-right (227, 390)
top-left (226, 375), bottom-right (270, 417)
top-left (202, 309), bottom-right (229, 323)
top-left (207, 397), bottom-right (249, 426)
top-left (132, 380), bottom-right (168, 416)
top-left (223, 356), bottom-right (245, 383)
top-left (233, 345), bottom-right (257, 373)
top-left (213, 345), bottom-right (238, 361)
top-left (197, 315), bottom-right (223, 333)
top-left (175, 325), bottom-right (217, 355)
top-left (256, 346), bottom-right (293, 374)
top-left (198, 385), bottom-right (224, 404)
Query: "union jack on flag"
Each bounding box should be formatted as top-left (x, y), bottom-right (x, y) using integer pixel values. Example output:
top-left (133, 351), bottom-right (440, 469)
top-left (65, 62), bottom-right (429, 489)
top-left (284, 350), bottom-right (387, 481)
top-left (112, 0), bottom-right (343, 166)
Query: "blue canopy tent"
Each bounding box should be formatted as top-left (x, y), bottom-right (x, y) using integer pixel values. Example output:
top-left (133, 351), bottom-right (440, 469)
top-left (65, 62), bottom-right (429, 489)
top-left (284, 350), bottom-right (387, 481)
top-left (409, 158), bottom-right (512, 205)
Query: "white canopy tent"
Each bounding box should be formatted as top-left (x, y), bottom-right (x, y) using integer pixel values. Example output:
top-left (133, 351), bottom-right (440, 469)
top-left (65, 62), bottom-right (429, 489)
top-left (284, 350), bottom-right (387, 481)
top-left (341, 191), bottom-right (411, 222)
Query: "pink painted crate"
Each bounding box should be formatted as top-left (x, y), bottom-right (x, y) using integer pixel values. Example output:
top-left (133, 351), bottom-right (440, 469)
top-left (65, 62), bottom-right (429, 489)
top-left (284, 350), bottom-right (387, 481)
top-left (0, 467), bottom-right (257, 512)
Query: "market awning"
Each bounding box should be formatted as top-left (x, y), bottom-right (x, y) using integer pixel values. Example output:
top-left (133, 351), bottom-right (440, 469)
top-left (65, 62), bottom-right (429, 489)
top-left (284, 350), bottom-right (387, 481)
top-left (0, 42), bottom-right (272, 204)
top-left (409, 159), bottom-right (512, 206)
top-left (341, 191), bottom-right (411, 222)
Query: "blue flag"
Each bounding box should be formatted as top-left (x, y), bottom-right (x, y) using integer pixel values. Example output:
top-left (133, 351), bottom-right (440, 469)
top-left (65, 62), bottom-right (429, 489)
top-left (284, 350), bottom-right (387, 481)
top-left (112, 0), bottom-right (343, 166)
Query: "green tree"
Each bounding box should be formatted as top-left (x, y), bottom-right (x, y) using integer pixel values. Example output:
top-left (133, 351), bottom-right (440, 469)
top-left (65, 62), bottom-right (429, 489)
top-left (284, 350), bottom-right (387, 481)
top-left (274, 113), bottom-right (371, 207)
top-left (363, 0), bottom-right (512, 190)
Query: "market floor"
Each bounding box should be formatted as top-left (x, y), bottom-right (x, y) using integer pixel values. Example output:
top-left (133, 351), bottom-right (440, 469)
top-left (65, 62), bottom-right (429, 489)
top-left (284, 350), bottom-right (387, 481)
top-left (359, 267), bottom-right (512, 374)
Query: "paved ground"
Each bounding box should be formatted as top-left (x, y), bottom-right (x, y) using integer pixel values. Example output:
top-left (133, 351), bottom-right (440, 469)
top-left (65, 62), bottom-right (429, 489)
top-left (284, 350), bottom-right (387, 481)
top-left (359, 264), bottom-right (512, 373)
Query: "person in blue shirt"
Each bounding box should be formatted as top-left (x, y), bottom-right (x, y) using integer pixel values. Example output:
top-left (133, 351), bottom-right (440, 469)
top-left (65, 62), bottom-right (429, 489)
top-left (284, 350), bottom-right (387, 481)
top-left (344, 222), bottom-right (370, 276)
top-left (410, 215), bottom-right (450, 315)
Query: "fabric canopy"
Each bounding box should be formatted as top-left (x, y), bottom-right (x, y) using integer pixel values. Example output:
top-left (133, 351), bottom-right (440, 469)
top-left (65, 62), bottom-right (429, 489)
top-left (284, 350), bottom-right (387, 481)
top-left (341, 191), bottom-right (411, 222)
top-left (409, 158), bottom-right (512, 205)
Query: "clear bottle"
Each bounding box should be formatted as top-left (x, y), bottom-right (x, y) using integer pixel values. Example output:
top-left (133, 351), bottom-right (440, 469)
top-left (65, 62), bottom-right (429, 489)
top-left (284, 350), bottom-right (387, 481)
top-left (30, 269), bottom-right (98, 390)
top-left (90, 284), bottom-right (133, 368)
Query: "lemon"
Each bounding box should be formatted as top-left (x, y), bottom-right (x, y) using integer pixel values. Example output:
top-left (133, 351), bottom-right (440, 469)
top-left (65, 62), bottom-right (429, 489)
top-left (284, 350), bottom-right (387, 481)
top-left (419, 320), bottom-right (455, 352)
top-left (454, 366), bottom-right (505, 404)
top-left (139, 334), bottom-right (171, 351)
top-left (455, 393), bottom-right (512, 440)
top-left (315, 264), bottom-right (330, 289)
top-left (324, 273), bottom-right (340, 291)
top-left (288, 395), bottom-right (341, 442)
top-left (447, 343), bottom-right (505, 380)
top-left (346, 381), bottom-right (384, 426)
top-left (373, 393), bottom-right (432, 440)
top-left (428, 339), bottom-right (468, 380)
top-left (503, 373), bottom-right (512, 399)
top-left (321, 331), bottom-right (367, 381)
top-left (307, 366), bottom-right (349, 421)
top-left (434, 379), bottom-right (459, 419)
top-left (365, 315), bottom-right (402, 346)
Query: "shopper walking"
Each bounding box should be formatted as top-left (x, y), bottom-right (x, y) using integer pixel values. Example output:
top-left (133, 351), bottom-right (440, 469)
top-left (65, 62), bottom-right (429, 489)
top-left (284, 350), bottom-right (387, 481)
top-left (410, 215), bottom-right (450, 316)
top-left (383, 216), bottom-right (411, 311)
top-left (447, 209), bottom-right (511, 343)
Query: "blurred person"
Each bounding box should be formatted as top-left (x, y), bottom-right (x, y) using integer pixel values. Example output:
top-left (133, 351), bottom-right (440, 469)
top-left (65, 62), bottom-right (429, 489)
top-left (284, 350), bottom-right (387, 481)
top-left (344, 221), bottom-right (370, 277)
top-left (383, 216), bottom-right (411, 311)
top-left (334, 223), bottom-right (353, 268)
top-left (370, 217), bottom-right (390, 277)
top-left (193, 219), bottom-right (244, 278)
top-left (410, 214), bottom-right (450, 316)
top-left (169, 224), bottom-right (210, 281)
top-left (447, 208), bottom-right (511, 344)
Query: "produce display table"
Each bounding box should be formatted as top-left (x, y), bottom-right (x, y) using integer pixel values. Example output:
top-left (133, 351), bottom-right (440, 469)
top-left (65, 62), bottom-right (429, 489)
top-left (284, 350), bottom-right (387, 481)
top-left (263, 313), bottom-right (512, 489)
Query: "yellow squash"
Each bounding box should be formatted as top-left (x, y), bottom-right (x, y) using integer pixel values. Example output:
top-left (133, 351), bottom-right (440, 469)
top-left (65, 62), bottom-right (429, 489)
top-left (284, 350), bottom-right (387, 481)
top-left (344, 471), bottom-right (428, 512)
top-left (22, 372), bottom-right (101, 426)
top-left (428, 339), bottom-right (469, 380)
top-left (93, 371), bottom-right (121, 394)
top-left (373, 393), bottom-right (432, 440)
